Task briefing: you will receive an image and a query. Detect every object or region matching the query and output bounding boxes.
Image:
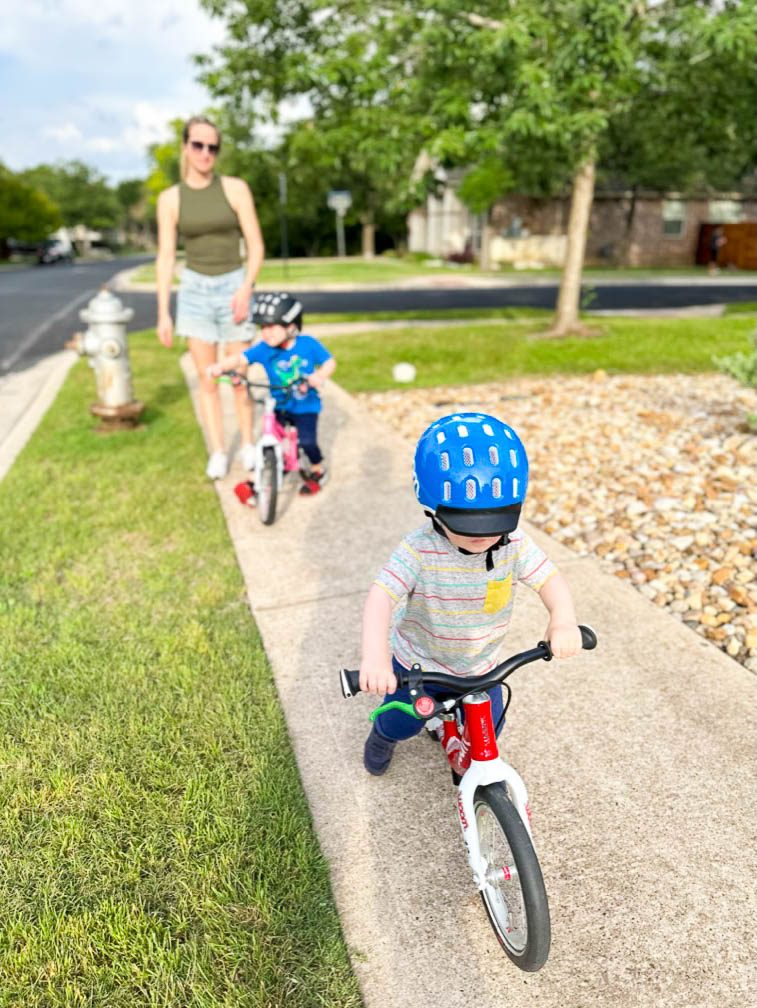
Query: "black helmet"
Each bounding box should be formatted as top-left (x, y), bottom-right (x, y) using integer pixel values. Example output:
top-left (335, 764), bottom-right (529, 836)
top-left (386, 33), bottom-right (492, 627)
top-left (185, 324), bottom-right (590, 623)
top-left (251, 292), bottom-right (303, 330)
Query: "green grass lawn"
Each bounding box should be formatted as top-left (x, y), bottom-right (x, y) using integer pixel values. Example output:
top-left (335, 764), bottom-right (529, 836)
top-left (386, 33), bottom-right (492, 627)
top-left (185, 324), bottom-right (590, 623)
top-left (327, 315), bottom-right (755, 393)
top-left (130, 256), bottom-right (739, 288)
top-left (131, 256), bottom-right (488, 287)
top-left (0, 336), bottom-right (361, 1007)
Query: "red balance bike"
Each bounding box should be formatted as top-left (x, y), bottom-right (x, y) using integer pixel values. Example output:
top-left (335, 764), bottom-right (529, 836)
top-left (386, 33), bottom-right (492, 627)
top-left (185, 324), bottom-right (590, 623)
top-left (341, 625), bottom-right (598, 971)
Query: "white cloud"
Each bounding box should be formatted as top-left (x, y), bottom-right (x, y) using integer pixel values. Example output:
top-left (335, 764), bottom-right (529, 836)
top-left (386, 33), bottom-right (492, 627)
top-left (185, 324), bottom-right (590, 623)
top-left (44, 122), bottom-right (84, 143)
top-left (1, 1), bottom-right (226, 180)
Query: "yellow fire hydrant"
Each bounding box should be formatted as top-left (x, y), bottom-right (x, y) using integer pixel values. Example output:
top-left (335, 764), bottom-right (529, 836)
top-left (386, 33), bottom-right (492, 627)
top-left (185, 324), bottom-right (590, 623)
top-left (67, 288), bottom-right (144, 429)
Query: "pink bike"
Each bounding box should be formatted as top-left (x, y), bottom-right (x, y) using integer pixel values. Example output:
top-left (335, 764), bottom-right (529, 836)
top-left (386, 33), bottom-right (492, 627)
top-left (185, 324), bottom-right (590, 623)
top-left (341, 625), bottom-right (598, 971)
top-left (220, 370), bottom-right (311, 525)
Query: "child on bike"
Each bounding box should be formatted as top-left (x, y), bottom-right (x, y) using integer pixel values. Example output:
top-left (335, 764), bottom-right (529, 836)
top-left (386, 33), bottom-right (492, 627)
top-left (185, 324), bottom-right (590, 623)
top-left (359, 412), bottom-right (582, 775)
top-left (208, 292), bottom-right (336, 496)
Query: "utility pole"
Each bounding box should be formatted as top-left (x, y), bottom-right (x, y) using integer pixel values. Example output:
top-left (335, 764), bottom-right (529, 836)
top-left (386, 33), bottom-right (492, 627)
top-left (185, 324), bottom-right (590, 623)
top-left (278, 171), bottom-right (289, 279)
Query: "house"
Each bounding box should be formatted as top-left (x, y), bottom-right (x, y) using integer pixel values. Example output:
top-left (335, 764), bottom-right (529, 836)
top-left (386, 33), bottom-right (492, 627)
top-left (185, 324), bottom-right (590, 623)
top-left (408, 180), bottom-right (757, 270)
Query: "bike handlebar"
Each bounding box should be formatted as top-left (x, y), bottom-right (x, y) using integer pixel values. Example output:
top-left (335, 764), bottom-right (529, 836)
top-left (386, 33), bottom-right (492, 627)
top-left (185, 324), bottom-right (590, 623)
top-left (218, 370), bottom-right (306, 394)
top-left (339, 624), bottom-right (597, 700)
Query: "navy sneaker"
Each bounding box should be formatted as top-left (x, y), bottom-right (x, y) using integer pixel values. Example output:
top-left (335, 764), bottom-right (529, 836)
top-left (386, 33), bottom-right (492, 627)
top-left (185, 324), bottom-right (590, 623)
top-left (299, 465), bottom-right (328, 496)
top-left (363, 724), bottom-right (396, 776)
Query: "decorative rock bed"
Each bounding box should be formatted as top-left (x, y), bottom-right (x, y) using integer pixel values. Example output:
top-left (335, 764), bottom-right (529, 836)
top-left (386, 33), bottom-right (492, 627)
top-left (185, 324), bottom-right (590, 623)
top-left (359, 372), bottom-right (756, 670)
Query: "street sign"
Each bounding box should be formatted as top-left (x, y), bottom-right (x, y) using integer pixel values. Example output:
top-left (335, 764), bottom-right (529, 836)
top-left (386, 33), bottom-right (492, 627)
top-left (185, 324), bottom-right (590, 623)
top-left (327, 190), bottom-right (352, 214)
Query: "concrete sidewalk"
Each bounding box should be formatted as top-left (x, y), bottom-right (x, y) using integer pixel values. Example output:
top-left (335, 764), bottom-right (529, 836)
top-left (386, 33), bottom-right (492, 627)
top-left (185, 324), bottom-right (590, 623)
top-left (0, 350), bottom-right (78, 482)
top-left (185, 356), bottom-right (755, 1008)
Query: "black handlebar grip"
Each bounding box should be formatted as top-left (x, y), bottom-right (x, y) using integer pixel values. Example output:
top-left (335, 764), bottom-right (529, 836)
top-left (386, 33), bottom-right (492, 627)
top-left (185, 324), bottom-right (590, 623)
top-left (340, 668), bottom-right (361, 698)
top-left (579, 624), bottom-right (598, 650)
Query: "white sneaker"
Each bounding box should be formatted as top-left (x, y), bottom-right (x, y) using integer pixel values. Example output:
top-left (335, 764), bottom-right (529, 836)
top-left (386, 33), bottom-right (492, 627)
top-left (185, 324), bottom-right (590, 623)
top-left (240, 442), bottom-right (256, 471)
top-left (206, 451), bottom-right (229, 480)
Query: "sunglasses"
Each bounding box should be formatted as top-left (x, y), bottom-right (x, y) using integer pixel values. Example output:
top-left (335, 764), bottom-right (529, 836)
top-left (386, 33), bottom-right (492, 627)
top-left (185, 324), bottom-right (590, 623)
top-left (188, 140), bottom-right (220, 154)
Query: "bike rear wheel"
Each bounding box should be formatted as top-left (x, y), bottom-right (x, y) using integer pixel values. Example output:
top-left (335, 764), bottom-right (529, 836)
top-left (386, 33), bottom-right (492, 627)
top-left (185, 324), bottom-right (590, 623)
top-left (474, 783), bottom-right (550, 971)
top-left (257, 447), bottom-right (278, 525)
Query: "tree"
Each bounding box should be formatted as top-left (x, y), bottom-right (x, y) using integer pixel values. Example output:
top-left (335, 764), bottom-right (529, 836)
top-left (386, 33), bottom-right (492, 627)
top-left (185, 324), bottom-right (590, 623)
top-left (375, 1), bottom-right (642, 334)
top-left (0, 165), bottom-right (62, 258)
top-left (20, 160), bottom-right (120, 231)
top-left (195, 0), bottom-right (422, 256)
top-left (144, 119), bottom-right (183, 217)
top-left (116, 178), bottom-right (151, 247)
top-left (600, 0), bottom-right (757, 256)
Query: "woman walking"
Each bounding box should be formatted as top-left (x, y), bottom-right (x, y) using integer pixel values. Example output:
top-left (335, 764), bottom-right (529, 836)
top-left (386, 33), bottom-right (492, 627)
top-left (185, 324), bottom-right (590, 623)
top-left (156, 115), bottom-right (265, 479)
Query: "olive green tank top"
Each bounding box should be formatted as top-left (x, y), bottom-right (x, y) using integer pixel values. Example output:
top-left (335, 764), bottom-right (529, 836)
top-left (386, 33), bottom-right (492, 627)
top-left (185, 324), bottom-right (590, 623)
top-left (178, 176), bottom-right (242, 276)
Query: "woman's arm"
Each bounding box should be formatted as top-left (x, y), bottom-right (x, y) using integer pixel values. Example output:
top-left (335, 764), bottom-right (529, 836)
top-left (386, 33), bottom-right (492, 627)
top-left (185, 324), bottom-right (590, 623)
top-left (156, 187), bottom-right (179, 347)
top-left (222, 177), bottom-right (265, 323)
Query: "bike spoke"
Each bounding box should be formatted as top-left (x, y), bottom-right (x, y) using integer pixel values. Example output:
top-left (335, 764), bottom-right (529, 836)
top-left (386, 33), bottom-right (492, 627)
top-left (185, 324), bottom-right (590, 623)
top-left (476, 802), bottom-right (528, 951)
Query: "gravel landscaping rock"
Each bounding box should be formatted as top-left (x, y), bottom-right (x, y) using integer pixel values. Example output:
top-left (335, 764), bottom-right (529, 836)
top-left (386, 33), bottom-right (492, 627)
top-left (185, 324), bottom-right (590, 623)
top-left (358, 372), bottom-right (756, 669)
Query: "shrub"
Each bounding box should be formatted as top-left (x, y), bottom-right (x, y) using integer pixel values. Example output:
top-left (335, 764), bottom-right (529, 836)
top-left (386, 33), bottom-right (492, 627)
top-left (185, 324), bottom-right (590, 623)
top-left (712, 348), bottom-right (756, 387)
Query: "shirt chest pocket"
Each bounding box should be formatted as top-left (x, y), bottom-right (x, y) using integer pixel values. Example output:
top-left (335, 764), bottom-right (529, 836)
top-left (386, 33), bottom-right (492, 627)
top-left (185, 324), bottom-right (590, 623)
top-left (483, 574), bottom-right (512, 614)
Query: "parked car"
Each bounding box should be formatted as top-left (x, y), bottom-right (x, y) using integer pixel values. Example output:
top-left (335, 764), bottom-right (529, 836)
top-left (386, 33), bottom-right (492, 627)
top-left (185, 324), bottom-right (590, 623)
top-left (37, 237), bottom-right (75, 265)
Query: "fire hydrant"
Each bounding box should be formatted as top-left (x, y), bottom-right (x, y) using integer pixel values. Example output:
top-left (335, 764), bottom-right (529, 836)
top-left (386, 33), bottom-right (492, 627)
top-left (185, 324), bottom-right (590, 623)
top-left (67, 288), bottom-right (144, 430)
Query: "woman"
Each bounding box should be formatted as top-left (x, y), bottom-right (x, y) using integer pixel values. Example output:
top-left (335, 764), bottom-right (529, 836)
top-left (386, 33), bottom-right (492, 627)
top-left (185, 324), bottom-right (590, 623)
top-left (156, 115), bottom-right (265, 479)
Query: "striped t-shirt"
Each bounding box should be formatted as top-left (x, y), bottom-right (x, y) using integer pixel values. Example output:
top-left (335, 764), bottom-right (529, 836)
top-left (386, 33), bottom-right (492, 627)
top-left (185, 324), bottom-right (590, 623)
top-left (374, 522), bottom-right (557, 677)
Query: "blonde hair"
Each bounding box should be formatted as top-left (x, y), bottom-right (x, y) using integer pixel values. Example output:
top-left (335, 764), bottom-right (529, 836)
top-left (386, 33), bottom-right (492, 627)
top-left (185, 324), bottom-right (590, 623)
top-left (180, 116), bottom-right (221, 180)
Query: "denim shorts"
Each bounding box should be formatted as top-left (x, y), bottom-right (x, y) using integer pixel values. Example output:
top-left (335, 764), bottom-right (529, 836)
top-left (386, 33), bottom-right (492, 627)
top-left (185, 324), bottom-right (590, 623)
top-left (175, 266), bottom-right (252, 344)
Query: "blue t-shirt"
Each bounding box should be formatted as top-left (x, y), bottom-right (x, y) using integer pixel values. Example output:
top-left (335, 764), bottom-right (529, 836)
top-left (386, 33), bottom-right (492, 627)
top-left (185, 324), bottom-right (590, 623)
top-left (242, 334), bottom-right (332, 414)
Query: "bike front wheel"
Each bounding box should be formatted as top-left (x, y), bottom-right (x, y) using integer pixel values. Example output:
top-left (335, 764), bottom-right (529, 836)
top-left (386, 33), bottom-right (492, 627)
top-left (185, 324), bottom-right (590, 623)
top-left (474, 783), bottom-right (551, 971)
top-left (257, 446), bottom-right (278, 525)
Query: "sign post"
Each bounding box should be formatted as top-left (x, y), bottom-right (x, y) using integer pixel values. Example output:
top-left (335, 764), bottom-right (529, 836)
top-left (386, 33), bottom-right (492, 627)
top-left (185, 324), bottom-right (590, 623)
top-left (327, 190), bottom-right (352, 257)
top-left (278, 171), bottom-right (289, 279)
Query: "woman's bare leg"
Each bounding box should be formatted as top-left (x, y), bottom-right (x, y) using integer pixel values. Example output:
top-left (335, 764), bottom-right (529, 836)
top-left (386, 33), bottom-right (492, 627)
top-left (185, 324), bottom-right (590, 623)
top-left (188, 337), bottom-right (225, 453)
top-left (225, 339), bottom-right (254, 444)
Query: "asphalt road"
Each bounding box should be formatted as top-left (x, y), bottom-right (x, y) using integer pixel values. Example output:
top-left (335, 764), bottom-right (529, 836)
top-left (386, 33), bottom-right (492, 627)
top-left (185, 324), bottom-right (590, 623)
top-left (0, 257), bottom-right (152, 375)
top-left (1, 258), bottom-right (755, 375)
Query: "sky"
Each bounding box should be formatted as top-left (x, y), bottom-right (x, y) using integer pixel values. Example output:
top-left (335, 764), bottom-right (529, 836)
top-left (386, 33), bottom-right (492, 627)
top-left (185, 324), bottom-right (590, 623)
top-left (0, 0), bottom-right (228, 183)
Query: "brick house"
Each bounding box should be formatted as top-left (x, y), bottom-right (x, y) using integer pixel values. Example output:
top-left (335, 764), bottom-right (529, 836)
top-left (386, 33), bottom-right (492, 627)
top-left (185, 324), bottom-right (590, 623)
top-left (408, 181), bottom-right (757, 269)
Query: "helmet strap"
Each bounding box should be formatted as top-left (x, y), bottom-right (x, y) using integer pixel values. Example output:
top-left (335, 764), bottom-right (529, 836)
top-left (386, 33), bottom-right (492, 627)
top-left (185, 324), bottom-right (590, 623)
top-left (426, 512), bottom-right (507, 572)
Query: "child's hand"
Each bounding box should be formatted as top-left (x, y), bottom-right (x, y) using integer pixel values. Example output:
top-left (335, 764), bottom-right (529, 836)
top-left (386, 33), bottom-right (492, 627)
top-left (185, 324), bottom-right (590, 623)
top-left (359, 660), bottom-right (397, 697)
top-left (206, 363), bottom-right (224, 379)
top-left (546, 622), bottom-right (582, 659)
top-left (305, 371), bottom-right (321, 389)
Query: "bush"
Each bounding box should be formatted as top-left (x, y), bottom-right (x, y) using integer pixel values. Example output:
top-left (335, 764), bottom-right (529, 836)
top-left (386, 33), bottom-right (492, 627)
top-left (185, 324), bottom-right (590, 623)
top-left (713, 348), bottom-right (756, 387)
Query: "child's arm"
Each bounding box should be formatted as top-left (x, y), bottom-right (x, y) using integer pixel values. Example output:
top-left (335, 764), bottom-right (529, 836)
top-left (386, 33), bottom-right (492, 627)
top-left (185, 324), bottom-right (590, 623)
top-left (538, 573), bottom-right (582, 658)
top-left (207, 349), bottom-right (248, 379)
top-left (359, 584), bottom-right (397, 696)
top-left (305, 355), bottom-right (336, 389)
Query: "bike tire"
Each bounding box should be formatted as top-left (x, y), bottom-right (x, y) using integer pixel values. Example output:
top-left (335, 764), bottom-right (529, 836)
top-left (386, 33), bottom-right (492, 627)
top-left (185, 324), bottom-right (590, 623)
top-left (473, 783), bottom-right (551, 971)
top-left (257, 447), bottom-right (278, 525)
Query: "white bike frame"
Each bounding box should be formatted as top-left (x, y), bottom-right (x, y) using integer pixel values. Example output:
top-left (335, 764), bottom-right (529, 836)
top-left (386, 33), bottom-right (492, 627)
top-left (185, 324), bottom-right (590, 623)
top-left (432, 690), bottom-right (535, 892)
top-left (253, 391), bottom-right (287, 490)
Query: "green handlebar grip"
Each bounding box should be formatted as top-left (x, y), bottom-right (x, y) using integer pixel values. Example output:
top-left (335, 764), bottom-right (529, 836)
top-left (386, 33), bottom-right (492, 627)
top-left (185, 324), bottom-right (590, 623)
top-left (369, 700), bottom-right (420, 722)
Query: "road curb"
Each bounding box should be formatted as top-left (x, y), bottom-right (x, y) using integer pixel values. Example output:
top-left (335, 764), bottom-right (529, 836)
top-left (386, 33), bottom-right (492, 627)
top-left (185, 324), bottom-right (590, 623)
top-left (0, 350), bottom-right (79, 482)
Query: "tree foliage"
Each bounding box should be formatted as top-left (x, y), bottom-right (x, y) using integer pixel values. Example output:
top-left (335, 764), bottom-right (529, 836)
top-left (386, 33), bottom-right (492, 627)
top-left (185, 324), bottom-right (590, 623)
top-left (601, 0), bottom-right (757, 193)
top-left (196, 1), bottom-right (423, 251)
top-left (0, 165), bottom-right (62, 252)
top-left (19, 161), bottom-right (120, 231)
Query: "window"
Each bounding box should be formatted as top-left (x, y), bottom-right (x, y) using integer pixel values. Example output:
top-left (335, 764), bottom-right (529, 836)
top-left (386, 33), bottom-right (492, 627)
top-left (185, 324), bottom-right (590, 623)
top-left (707, 199), bottom-right (743, 224)
top-left (661, 199), bottom-right (685, 238)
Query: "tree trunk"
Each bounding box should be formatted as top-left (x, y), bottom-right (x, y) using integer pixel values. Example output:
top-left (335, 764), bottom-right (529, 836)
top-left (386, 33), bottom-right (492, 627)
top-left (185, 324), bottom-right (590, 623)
top-left (478, 213), bottom-right (494, 271)
top-left (552, 158), bottom-right (596, 335)
top-left (361, 216), bottom-right (375, 259)
top-left (618, 183), bottom-right (638, 266)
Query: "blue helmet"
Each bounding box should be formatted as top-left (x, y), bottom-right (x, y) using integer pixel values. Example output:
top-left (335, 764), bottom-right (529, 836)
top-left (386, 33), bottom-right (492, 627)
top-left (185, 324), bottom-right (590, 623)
top-left (413, 413), bottom-right (528, 536)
